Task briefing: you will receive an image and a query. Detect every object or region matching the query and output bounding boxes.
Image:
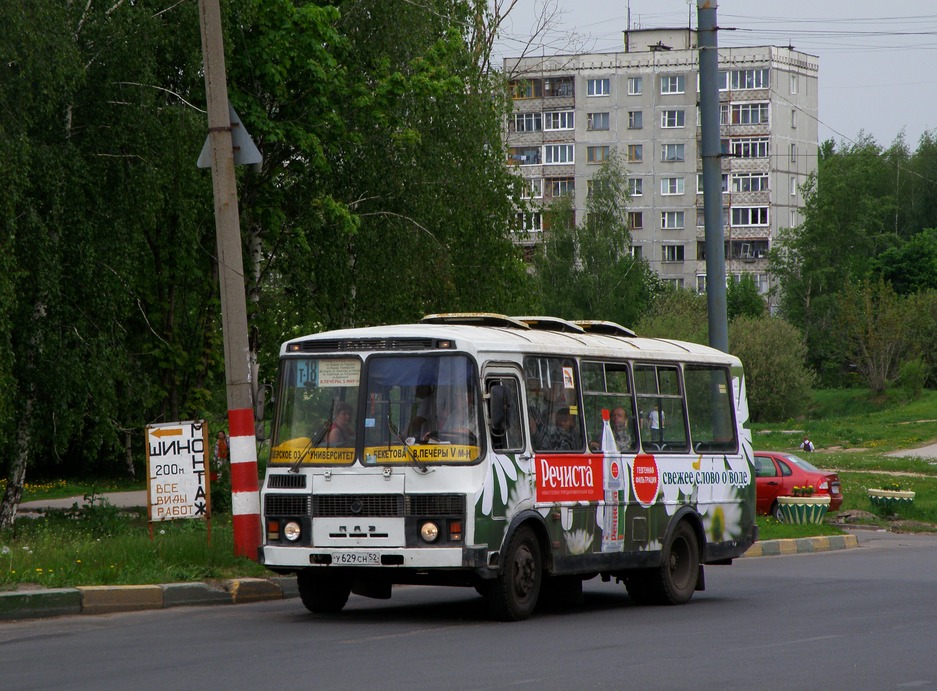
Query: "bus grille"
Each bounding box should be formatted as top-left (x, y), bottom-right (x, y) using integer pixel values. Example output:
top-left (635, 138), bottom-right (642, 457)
top-left (407, 494), bottom-right (465, 516)
top-left (306, 494), bottom-right (466, 518)
top-left (265, 494), bottom-right (311, 517)
top-left (267, 474), bottom-right (307, 489)
top-left (313, 495), bottom-right (405, 517)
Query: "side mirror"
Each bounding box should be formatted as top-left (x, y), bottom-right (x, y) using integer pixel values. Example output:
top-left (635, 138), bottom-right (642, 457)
top-left (488, 383), bottom-right (507, 435)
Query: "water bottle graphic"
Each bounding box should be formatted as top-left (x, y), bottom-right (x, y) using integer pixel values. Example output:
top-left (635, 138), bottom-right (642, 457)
top-left (601, 409), bottom-right (625, 552)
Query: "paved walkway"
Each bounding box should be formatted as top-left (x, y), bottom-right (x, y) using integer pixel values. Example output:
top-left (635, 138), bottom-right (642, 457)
top-left (19, 491), bottom-right (148, 511)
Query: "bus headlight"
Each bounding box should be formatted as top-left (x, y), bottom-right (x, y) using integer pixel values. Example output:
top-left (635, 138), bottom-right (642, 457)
top-left (283, 521), bottom-right (302, 542)
top-left (420, 521), bottom-right (440, 543)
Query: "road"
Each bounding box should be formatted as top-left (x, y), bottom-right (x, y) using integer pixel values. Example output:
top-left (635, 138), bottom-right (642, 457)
top-left (2, 529), bottom-right (936, 690)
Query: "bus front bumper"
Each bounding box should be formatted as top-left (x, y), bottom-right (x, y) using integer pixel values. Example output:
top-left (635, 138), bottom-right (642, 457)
top-left (260, 544), bottom-right (490, 571)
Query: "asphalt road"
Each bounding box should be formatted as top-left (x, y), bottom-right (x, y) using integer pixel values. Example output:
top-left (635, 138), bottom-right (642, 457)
top-left (2, 529), bottom-right (936, 690)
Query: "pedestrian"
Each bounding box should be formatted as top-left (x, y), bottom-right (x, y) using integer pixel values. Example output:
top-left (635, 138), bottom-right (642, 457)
top-left (801, 435), bottom-right (815, 452)
top-left (213, 430), bottom-right (229, 481)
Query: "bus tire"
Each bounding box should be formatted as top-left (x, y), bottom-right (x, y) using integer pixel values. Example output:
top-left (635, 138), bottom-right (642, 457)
top-left (297, 569), bottom-right (351, 614)
top-left (488, 525), bottom-right (542, 621)
top-left (653, 520), bottom-right (700, 605)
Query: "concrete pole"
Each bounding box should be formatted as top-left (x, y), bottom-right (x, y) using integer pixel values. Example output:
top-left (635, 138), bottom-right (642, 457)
top-left (197, 0), bottom-right (260, 559)
top-left (698, 1), bottom-right (729, 353)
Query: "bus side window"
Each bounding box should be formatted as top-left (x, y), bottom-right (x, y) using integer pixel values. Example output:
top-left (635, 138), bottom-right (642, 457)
top-left (487, 377), bottom-right (524, 452)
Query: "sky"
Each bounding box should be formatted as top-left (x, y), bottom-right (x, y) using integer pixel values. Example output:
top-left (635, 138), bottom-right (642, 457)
top-left (493, 0), bottom-right (937, 147)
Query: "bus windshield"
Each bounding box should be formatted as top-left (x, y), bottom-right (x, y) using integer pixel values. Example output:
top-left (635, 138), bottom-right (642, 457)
top-left (270, 353), bottom-right (481, 467)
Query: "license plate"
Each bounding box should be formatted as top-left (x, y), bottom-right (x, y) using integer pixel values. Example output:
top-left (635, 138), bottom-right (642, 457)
top-left (332, 552), bottom-right (380, 565)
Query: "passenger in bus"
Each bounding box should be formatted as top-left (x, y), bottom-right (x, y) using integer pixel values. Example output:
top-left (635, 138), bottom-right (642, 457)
top-left (408, 384), bottom-right (436, 441)
top-left (326, 401), bottom-right (354, 445)
top-left (528, 408), bottom-right (550, 450)
top-left (439, 390), bottom-right (478, 444)
top-left (610, 406), bottom-right (634, 451)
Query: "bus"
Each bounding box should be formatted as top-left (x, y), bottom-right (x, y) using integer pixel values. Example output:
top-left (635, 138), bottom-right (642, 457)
top-left (259, 313), bottom-right (757, 620)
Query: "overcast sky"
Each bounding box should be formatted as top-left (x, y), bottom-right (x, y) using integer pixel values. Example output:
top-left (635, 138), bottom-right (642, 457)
top-left (494, 0), bottom-right (937, 148)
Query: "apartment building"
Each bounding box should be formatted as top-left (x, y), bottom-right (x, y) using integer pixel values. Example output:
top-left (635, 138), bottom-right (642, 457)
top-left (504, 28), bottom-right (818, 299)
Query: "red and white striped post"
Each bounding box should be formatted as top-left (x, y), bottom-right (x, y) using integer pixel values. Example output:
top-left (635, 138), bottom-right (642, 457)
top-left (228, 408), bottom-right (261, 559)
top-left (199, 0), bottom-right (261, 560)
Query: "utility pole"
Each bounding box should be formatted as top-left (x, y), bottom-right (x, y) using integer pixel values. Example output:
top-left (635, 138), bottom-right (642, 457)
top-left (197, 0), bottom-right (260, 559)
top-left (698, 0), bottom-right (729, 353)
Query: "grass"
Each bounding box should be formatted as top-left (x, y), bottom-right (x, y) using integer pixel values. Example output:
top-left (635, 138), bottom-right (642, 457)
top-left (0, 496), bottom-right (266, 591)
top-left (752, 387), bottom-right (937, 539)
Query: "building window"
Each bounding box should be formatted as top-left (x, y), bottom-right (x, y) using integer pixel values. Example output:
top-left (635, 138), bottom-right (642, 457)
top-left (543, 144), bottom-right (574, 164)
top-left (719, 103), bottom-right (729, 126)
top-left (628, 77), bottom-right (643, 95)
top-left (513, 112), bottom-right (542, 132)
top-left (661, 211), bottom-right (685, 229)
top-left (544, 110), bottom-right (575, 130)
top-left (543, 76), bottom-right (574, 98)
top-left (627, 144), bottom-right (643, 163)
top-left (696, 274), bottom-right (707, 293)
top-left (509, 146), bottom-right (541, 165)
top-left (731, 172), bottom-right (769, 193)
top-left (790, 143), bottom-right (797, 164)
top-left (514, 211), bottom-right (543, 233)
top-left (521, 177), bottom-right (543, 199)
top-left (660, 75), bottom-right (685, 94)
top-left (661, 143), bottom-right (685, 162)
top-left (628, 110), bottom-right (643, 129)
top-left (791, 108), bottom-right (797, 129)
top-left (661, 177), bottom-right (684, 195)
top-left (628, 177), bottom-right (643, 197)
top-left (698, 174), bottom-right (729, 194)
top-left (510, 79), bottom-right (542, 99)
top-left (546, 177), bottom-right (574, 197)
top-left (731, 102), bottom-right (770, 125)
top-left (729, 138), bottom-right (769, 159)
top-left (587, 112), bottom-right (610, 131)
top-left (661, 109), bottom-right (686, 128)
top-left (790, 74), bottom-right (798, 95)
top-left (631, 245), bottom-right (643, 259)
top-left (628, 211), bottom-right (643, 230)
top-left (662, 245), bottom-right (685, 263)
top-left (587, 145), bottom-right (610, 164)
top-left (731, 206), bottom-right (769, 226)
top-left (587, 78), bottom-right (611, 96)
top-left (730, 68), bottom-right (769, 90)
top-left (790, 175), bottom-right (797, 196)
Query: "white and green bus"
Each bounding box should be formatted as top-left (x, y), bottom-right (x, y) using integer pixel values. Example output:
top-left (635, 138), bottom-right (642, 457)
top-left (260, 314), bottom-right (757, 620)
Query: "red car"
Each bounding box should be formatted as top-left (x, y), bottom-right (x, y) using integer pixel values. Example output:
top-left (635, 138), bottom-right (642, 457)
top-left (753, 451), bottom-right (843, 519)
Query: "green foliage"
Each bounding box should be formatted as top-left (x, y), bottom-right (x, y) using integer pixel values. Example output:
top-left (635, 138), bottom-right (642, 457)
top-left (532, 152), bottom-right (655, 328)
top-left (727, 274), bottom-right (766, 321)
top-left (634, 288), bottom-right (708, 343)
top-left (899, 357), bottom-right (926, 399)
top-left (728, 316), bottom-right (814, 422)
top-left (836, 278), bottom-right (912, 392)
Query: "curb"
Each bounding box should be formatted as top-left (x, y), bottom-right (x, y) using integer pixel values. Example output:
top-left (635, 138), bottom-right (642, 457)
top-left (0, 576), bottom-right (298, 622)
top-left (2, 536), bottom-right (858, 621)
top-left (742, 533), bottom-right (859, 558)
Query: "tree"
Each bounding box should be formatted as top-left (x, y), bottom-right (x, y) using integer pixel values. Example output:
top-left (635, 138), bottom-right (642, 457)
top-left (874, 228), bottom-right (937, 295)
top-left (533, 152), bottom-right (655, 327)
top-left (634, 288), bottom-right (708, 344)
top-left (728, 317), bottom-right (813, 422)
top-left (727, 274), bottom-right (766, 321)
top-left (836, 278), bottom-right (912, 393)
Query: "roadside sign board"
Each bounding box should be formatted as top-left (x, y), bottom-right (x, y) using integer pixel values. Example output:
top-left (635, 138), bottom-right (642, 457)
top-left (145, 420), bottom-right (211, 523)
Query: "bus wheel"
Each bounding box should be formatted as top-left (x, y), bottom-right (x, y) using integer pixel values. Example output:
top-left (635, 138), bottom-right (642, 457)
top-left (297, 569), bottom-right (351, 614)
top-left (654, 520), bottom-right (700, 605)
top-left (488, 525), bottom-right (542, 621)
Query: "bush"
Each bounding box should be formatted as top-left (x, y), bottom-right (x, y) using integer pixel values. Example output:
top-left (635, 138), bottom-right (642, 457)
top-left (899, 357), bottom-right (926, 399)
top-left (729, 316), bottom-right (814, 422)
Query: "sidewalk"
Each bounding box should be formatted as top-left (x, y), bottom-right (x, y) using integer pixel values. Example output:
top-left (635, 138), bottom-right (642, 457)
top-left (2, 493), bottom-right (859, 622)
